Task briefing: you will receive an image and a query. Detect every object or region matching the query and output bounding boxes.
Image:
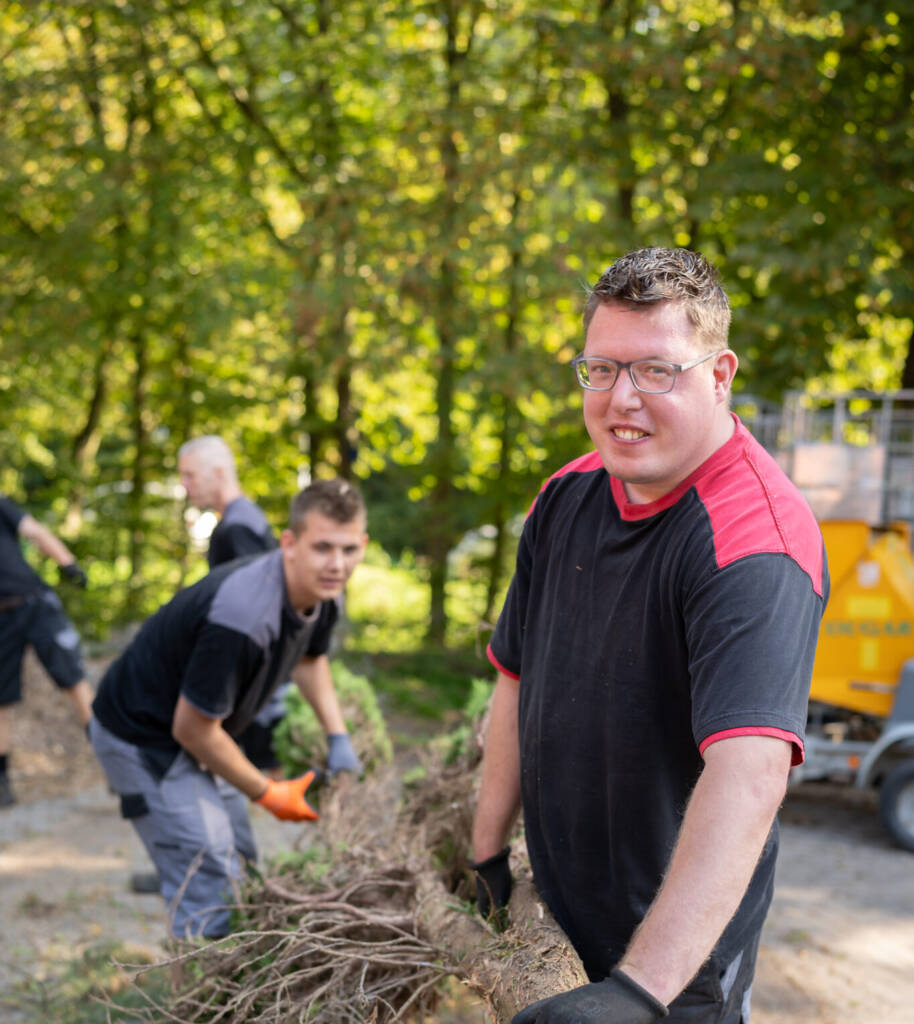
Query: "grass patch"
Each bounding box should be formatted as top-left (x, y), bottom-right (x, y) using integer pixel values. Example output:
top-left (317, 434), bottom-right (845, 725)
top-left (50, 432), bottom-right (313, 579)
top-left (3, 941), bottom-right (170, 1024)
top-left (340, 549), bottom-right (496, 724)
top-left (344, 648), bottom-right (492, 720)
top-left (345, 543), bottom-right (502, 653)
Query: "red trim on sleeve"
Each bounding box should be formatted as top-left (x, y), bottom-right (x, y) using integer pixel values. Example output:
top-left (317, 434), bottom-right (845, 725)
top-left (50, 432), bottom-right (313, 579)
top-left (699, 726), bottom-right (805, 766)
top-left (486, 643), bottom-right (520, 680)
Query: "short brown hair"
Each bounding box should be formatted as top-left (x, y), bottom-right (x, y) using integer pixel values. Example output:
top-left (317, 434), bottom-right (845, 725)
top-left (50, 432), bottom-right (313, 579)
top-left (582, 247), bottom-right (731, 350)
top-left (289, 478), bottom-right (365, 534)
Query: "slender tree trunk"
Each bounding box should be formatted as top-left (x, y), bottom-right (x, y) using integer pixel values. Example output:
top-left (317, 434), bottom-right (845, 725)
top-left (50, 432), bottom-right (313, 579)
top-left (172, 319), bottom-right (195, 587)
top-left (600, 0), bottom-right (638, 239)
top-left (303, 373), bottom-right (322, 479)
top-left (128, 327), bottom-right (147, 613)
top-left (426, 1), bottom-right (470, 645)
top-left (335, 358), bottom-right (354, 479)
top-left (484, 193), bottom-right (524, 624)
top-left (901, 322), bottom-right (914, 391)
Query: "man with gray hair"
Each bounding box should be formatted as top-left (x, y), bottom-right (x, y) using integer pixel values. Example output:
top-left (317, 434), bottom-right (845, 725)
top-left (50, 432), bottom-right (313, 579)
top-left (471, 248), bottom-right (828, 1023)
top-left (178, 435), bottom-right (276, 567)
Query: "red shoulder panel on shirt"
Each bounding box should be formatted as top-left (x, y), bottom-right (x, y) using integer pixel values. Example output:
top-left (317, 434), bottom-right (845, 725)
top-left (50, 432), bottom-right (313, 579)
top-left (694, 424), bottom-right (825, 597)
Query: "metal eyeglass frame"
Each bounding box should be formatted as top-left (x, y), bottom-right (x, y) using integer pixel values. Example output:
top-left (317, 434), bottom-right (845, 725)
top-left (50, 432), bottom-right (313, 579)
top-left (570, 349), bottom-right (725, 394)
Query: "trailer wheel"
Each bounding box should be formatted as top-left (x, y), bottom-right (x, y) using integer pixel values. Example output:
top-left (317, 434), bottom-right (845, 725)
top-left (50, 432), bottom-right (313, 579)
top-left (879, 760), bottom-right (914, 853)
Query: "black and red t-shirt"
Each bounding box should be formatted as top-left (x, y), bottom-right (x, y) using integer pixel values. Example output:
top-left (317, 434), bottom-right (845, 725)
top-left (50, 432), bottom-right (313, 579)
top-left (207, 495), bottom-right (277, 569)
top-left (488, 417), bottom-right (828, 978)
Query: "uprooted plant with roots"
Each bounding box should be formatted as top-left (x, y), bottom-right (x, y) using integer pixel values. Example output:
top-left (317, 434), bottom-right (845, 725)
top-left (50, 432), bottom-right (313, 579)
top-left (104, 673), bottom-right (586, 1022)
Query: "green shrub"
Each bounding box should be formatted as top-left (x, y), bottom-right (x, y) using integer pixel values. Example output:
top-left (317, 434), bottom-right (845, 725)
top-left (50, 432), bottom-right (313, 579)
top-left (272, 661), bottom-right (393, 778)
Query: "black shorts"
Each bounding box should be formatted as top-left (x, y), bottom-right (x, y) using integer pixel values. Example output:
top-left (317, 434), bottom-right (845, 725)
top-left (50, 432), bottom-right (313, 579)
top-left (0, 591), bottom-right (85, 705)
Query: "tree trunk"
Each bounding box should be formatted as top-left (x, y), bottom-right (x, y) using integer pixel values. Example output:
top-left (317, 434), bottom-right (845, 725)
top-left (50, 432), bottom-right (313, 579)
top-left (484, 191), bottom-right (524, 624)
top-left (900, 320), bottom-right (914, 391)
top-left (416, 873), bottom-right (589, 1022)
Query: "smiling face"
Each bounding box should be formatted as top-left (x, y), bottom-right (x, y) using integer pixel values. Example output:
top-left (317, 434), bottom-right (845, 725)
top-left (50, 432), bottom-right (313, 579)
top-left (581, 300), bottom-right (738, 504)
top-left (280, 510), bottom-right (368, 613)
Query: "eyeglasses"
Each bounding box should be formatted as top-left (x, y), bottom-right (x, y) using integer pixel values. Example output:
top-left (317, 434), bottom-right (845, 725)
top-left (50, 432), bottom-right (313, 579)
top-left (570, 350), bottom-right (724, 395)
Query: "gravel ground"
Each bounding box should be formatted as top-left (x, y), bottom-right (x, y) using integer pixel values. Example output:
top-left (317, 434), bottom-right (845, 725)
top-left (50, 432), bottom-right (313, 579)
top-left (2, 654), bottom-right (914, 1022)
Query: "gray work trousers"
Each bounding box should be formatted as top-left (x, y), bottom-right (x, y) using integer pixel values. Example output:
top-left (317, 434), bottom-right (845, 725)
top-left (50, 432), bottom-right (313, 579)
top-left (89, 718), bottom-right (257, 939)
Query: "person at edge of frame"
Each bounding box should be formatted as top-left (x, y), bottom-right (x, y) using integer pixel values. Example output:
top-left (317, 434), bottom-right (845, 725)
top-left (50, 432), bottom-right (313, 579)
top-left (470, 247), bottom-right (829, 1024)
top-left (0, 493), bottom-right (92, 808)
top-left (89, 478), bottom-right (368, 939)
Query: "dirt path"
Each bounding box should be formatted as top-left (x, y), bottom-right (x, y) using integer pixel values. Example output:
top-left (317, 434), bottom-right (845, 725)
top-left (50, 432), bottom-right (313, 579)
top-left (2, 659), bottom-right (914, 1022)
top-left (754, 785), bottom-right (914, 1024)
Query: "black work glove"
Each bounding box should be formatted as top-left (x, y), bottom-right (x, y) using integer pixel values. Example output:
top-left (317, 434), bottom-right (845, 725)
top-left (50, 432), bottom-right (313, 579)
top-left (512, 968), bottom-right (669, 1023)
top-left (469, 845), bottom-right (512, 932)
top-left (60, 562), bottom-right (88, 588)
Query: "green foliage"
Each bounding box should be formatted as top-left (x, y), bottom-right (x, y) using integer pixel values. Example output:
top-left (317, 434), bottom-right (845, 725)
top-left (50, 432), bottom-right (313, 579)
top-left (349, 649), bottom-right (491, 721)
top-left (5, 942), bottom-right (170, 1024)
top-left (272, 662), bottom-right (393, 779)
top-left (268, 846), bottom-right (333, 879)
top-left (345, 540), bottom-right (507, 654)
top-left (2, 0), bottom-right (912, 639)
top-left (438, 677), bottom-right (496, 766)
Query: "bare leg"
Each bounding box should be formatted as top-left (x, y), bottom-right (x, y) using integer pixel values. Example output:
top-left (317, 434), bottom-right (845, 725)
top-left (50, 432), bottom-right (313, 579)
top-left (65, 679), bottom-right (94, 727)
top-left (0, 706), bottom-right (13, 804)
top-left (0, 705), bottom-right (10, 758)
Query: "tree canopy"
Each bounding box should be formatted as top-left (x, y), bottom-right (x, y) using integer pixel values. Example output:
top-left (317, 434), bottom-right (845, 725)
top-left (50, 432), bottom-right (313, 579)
top-left (3, 0), bottom-right (912, 640)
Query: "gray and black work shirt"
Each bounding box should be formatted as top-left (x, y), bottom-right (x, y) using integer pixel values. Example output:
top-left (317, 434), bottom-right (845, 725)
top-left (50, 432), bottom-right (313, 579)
top-left (92, 549), bottom-right (338, 777)
top-left (207, 495), bottom-right (276, 568)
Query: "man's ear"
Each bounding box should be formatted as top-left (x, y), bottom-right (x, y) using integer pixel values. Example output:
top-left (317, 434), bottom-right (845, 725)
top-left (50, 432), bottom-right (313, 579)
top-left (713, 350), bottom-right (739, 398)
top-left (279, 528), bottom-right (297, 554)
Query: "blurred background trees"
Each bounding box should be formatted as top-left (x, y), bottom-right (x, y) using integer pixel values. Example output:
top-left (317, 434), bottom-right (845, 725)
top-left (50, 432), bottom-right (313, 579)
top-left (2, 0), bottom-right (911, 647)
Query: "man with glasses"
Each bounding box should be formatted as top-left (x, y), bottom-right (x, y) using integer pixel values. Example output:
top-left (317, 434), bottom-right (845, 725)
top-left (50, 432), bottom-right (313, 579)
top-left (471, 248), bottom-right (827, 1023)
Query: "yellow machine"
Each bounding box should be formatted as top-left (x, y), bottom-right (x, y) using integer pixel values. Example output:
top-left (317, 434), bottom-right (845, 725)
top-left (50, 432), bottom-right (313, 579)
top-left (738, 390), bottom-right (914, 851)
top-left (812, 520), bottom-right (914, 718)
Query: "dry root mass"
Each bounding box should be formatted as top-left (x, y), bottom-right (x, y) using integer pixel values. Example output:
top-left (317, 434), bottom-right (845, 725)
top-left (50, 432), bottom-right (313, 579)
top-left (113, 724), bottom-right (585, 1022)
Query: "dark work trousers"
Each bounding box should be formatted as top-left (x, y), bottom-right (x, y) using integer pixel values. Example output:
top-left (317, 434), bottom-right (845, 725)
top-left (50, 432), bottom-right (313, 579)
top-left (0, 591), bottom-right (84, 704)
top-left (89, 718), bottom-right (257, 939)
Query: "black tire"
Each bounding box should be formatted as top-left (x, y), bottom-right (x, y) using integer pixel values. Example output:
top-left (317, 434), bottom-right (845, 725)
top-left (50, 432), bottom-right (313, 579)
top-left (879, 759), bottom-right (914, 853)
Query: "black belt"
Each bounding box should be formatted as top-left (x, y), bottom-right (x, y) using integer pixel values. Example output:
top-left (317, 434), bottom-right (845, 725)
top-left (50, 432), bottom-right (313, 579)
top-left (0, 594), bottom-right (27, 613)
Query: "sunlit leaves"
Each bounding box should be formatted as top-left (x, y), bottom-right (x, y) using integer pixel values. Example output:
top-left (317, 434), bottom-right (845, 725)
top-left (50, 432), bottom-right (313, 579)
top-left (2, 0), bottom-right (912, 637)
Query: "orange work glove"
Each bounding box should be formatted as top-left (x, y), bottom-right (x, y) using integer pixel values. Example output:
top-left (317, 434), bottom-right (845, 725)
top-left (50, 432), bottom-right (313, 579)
top-left (254, 770), bottom-right (319, 822)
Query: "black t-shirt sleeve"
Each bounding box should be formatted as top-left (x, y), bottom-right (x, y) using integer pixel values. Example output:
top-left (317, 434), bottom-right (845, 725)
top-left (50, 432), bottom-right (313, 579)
top-left (208, 524), bottom-right (272, 568)
top-left (489, 510), bottom-right (537, 678)
top-left (0, 496), bottom-right (24, 534)
top-left (304, 600), bottom-right (339, 658)
top-left (686, 552), bottom-right (825, 754)
top-left (180, 622), bottom-right (264, 720)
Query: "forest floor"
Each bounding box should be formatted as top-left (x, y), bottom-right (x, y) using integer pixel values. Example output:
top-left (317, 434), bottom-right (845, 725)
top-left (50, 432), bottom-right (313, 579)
top-left (1, 655), bottom-right (913, 1023)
